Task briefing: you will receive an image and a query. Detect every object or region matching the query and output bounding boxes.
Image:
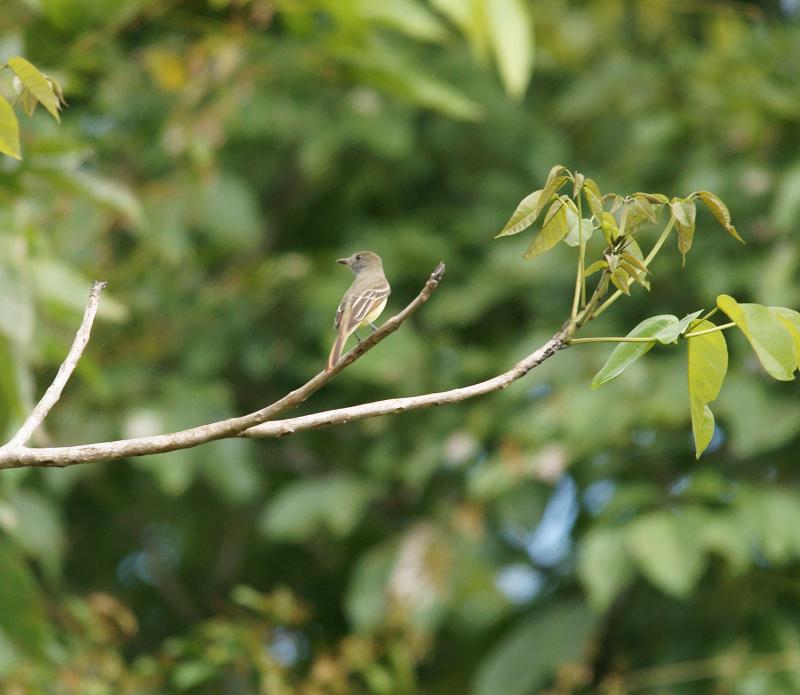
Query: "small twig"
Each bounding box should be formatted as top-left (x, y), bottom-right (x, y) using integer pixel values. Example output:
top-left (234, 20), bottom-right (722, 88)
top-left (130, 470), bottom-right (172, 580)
top-left (0, 264), bottom-right (446, 469)
top-left (2, 281), bottom-right (107, 450)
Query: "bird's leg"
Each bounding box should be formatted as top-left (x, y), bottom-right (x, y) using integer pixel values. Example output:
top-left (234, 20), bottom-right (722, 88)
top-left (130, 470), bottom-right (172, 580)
top-left (369, 322), bottom-right (379, 332)
top-left (354, 330), bottom-right (362, 343)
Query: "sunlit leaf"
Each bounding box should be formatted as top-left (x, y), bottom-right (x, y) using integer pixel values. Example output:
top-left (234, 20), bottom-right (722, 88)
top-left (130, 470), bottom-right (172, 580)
top-left (7, 57), bottom-right (62, 122)
top-left (0, 95), bottom-right (21, 159)
top-left (695, 190), bottom-right (744, 243)
top-left (486, 0), bottom-right (535, 98)
top-left (523, 197), bottom-right (568, 258)
top-left (361, 0), bottom-right (450, 42)
top-left (717, 295), bottom-right (796, 381)
top-left (770, 306), bottom-right (800, 368)
top-left (591, 315), bottom-right (678, 388)
top-left (687, 319), bottom-right (728, 457)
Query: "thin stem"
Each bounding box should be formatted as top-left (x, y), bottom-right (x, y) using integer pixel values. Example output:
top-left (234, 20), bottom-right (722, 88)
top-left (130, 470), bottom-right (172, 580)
top-left (568, 321), bottom-right (736, 346)
top-left (684, 321), bottom-right (735, 338)
top-left (593, 216), bottom-right (677, 319)
top-left (568, 335), bottom-right (660, 345)
top-left (571, 194), bottom-right (586, 318)
top-left (698, 306), bottom-right (719, 323)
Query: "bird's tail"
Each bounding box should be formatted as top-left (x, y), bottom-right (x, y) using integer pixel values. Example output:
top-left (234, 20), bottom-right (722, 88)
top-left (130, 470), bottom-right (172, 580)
top-left (327, 330), bottom-right (346, 371)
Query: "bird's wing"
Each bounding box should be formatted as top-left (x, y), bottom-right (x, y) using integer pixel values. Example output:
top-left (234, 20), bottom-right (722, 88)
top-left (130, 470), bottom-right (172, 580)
top-left (348, 282), bottom-right (391, 328)
top-left (333, 299), bottom-right (345, 330)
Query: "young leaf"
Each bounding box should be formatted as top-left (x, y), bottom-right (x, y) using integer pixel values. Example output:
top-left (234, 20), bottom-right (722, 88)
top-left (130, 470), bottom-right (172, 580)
top-left (695, 190), bottom-right (744, 243)
top-left (572, 171), bottom-right (585, 198)
top-left (653, 309), bottom-right (703, 344)
top-left (717, 295), bottom-right (796, 381)
top-left (564, 206), bottom-right (594, 246)
top-left (6, 56), bottom-right (62, 122)
top-left (486, 0), bottom-right (535, 99)
top-left (523, 198), bottom-right (568, 258)
top-left (687, 319), bottom-right (728, 458)
top-left (583, 260), bottom-right (608, 276)
top-left (496, 189), bottom-right (543, 237)
top-left (582, 178), bottom-right (603, 219)
top-left (619, 261), bottom-right (649, 290)
top-left (770, 307), bottom-right (800, 368)
top-left (671, 198), bottom-right (696, 265)
top-left (600, 211), bottom-right (619, 244)
top-left (0, 95), bottom-right (21, 159)
top-left (610, 267), bottom-right (630, 295)
top-left (591, 315), bottom-right (678, 388)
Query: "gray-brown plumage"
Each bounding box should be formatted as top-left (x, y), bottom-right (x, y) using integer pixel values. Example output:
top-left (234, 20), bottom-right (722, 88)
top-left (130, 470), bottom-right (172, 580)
top-left (328, 251), bottom-right (391, 370)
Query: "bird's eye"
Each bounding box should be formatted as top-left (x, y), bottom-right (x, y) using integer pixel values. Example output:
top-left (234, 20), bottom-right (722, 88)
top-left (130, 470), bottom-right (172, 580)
top-left (356, 254), bottom-right (362, 260)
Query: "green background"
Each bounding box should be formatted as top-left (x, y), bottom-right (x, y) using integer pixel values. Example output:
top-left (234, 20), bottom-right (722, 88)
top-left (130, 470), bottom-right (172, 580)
top-left (1, 0), bottom-right (800, 692)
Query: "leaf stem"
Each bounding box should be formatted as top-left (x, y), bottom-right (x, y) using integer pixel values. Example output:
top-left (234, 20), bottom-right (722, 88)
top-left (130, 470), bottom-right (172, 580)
top-left (568, 321), bottom-right (736, 345)
top-left (698, 306), bottom-right (719, 323)
top-left (683, 321), bottom-right (735, 338)
top-left (568, 335), bottom-right (661, 345)
top-left (592, 216), bottom-right (677, 319)
top-left (571, 194), bottom-right (586, 319)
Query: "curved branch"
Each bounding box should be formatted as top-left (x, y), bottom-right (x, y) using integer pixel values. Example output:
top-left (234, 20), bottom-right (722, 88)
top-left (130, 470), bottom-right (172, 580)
top-left (241, 334), bottom-right (567, 439)
top-left (0, 263), bottom-right (446, 469)
top-left (2, 281), bottom-right (107, 449)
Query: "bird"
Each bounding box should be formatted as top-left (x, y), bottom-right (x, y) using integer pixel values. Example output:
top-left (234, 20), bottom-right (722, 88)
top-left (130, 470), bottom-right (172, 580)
top-left (327, 251), bottom-right (391, 371)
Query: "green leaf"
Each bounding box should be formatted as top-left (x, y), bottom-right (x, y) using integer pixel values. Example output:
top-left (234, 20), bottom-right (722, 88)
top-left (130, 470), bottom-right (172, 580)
top-left (0, 542), bottom-right (48, 657)
top-left (7, 57), bottom-right (62, 122)
top-left (600, 211), bottom-right (619, 244)
top-left (591, 315), bottom-right (678, 388)
top-left (522, 197), bottom-right (568, 258)
top-left (582, 178), bottom-right (603, 219)
top-left (653, 309), bottom-right (703, 344)
top-left (0, 95), bottom-right (21, 160)
top-left (486, 0), bottom-right (534, 99)
top-left (687, 319), bottom-right (728, 458)
top-left (625, 512), bottom-right (706, 597)
top-left (472, 600), bottom-right (595, 695)
top-left (578, 527), bottom-right (635, 611)
top-left (717, 295), bottom-right (796, 381)
top-left (583, 260), bottom-right (608, 277)
top-left (770, 307), bottom-right (800, 369)
top-left (495, 189), bottom-right (542, 237)
top-left (172, 661), bottom-right (217, 690)
top-left (670, 198), bottom-right (696, 265)
top-left (564, 207), bottom-right (594, 247)
top-left (361, 0), bottom-right (450, 42)
top-left (695, 190), bottom-right (744, 243)
top-left (609, 266), bottom-right (630, 295)
top-left (497, 174), bottom-right (570, 238)
top-left (260, 475), bottom-right (376, 542)
top-left (6, 490), bottom-right (64, 581)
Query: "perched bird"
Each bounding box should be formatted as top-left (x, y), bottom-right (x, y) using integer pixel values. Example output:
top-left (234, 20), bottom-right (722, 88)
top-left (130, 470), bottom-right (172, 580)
top-left (328, 251), bottom-right (391, 370)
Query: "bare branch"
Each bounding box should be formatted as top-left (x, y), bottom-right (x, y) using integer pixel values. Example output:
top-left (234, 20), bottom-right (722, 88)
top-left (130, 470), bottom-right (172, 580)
top-left (0, 264), bottom-right (446, 469)
top-left (241, 334), bottom-right (567, 438)
top-left (2, 281), bottom-right (107, 449)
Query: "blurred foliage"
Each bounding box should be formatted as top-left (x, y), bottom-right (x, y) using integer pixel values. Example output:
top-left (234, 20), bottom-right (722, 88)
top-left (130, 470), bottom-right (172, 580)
top-left (1, 0), bottom-right (800, 693)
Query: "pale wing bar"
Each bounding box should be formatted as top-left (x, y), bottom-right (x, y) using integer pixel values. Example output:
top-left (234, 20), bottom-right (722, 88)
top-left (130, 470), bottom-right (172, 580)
top-left (349, 284), bottom-right (391, 328)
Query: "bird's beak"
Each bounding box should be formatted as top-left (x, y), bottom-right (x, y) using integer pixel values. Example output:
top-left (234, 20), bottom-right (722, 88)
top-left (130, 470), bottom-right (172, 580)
top-left (336, 257), bottom-right (351, 266)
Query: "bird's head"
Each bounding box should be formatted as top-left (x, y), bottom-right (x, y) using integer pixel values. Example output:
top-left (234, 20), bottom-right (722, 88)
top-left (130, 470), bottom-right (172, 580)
top-left (337, 251), bottom-right (383, 274)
